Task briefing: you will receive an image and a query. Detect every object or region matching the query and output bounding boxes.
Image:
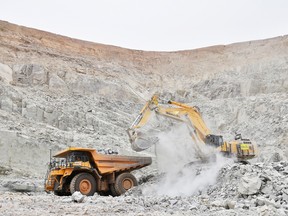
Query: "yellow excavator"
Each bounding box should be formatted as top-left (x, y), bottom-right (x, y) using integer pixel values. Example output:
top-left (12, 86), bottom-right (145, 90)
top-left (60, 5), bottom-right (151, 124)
top-left (127, 94), bottom-right (256, 162)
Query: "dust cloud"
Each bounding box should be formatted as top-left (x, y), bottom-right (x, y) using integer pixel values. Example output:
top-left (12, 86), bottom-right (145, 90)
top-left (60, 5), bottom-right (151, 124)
top-left (144, 124), bottom-right (233, 196)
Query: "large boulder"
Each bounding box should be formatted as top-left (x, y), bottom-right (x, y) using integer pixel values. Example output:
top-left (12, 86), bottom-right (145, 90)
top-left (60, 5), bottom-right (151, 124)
top-left (71, 191), bottom-right (86, 203)
top-left (238, 173), bottom-right (261, 195)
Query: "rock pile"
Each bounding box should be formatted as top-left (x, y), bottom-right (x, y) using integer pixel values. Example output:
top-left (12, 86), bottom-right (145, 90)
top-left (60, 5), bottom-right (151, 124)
top-left (124, 161), bottom-right (288, 215)
top-left (209, 162), bottom-right (288, 208)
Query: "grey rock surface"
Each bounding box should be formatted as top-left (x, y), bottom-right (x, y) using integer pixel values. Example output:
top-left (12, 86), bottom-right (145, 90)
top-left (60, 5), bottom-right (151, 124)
top-left (71, 191), bottom-right (86, 203)
top-left (238, 174), bottom-right (261, 195)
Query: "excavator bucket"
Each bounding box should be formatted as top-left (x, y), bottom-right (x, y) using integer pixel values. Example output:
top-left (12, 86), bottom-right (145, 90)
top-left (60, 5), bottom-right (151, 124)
top-left (127, 100), bottom-right (160, 151)
top-left (127, 129), bottom-right (158, 151)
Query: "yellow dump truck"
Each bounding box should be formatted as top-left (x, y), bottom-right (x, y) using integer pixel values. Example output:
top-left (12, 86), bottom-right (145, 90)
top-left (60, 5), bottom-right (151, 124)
top-left (44, 147), bottom-right (152, 196)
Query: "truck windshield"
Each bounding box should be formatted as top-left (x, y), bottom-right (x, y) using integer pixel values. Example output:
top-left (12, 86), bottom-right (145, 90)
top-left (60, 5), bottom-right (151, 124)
top-left (67, 152), bottom-right (89, 162)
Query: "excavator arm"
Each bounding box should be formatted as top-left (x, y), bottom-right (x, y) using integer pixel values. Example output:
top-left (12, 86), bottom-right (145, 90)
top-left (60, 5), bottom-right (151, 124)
top-left (128, 95), bottom-right (223, 150)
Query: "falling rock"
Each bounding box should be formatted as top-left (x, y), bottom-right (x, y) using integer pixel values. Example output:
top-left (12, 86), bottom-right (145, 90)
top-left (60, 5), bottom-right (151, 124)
top-left (71, 191), bottom-right (86, 203)
top-left (238, 174), bottom-right (261, 195)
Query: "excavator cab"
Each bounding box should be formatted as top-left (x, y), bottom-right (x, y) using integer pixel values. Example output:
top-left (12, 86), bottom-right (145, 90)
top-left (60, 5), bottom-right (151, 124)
top-left (205, 134), bottom-right (224, 147)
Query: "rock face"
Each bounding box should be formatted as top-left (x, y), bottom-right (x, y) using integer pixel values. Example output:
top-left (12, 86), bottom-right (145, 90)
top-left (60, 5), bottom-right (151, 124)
top-left (12, 64), bottom-right (48, 86)
top-left (238, 174), bottom-right (261, 195)
top-left (0, 62), bottom-right (12, 83)
top-left (0, 20), bottom-right (287, 215)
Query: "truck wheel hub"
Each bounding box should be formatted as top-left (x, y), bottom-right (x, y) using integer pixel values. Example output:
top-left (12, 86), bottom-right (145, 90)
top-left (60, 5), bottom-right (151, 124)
top-left (122, 178), bottom-right (133, 190)
top-left (80, 179), bottom-right (91, 193)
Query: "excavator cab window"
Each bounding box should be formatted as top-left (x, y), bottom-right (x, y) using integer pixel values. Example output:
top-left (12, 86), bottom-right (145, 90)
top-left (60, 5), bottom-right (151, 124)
top-left (235, 133), bottom-right (242, 140)
top-left (205, 134), bottom-right (224, 147)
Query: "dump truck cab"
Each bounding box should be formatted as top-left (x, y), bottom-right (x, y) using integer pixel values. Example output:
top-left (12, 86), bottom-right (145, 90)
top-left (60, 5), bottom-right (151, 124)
top-left (44, 147), bottom-right (152, 196)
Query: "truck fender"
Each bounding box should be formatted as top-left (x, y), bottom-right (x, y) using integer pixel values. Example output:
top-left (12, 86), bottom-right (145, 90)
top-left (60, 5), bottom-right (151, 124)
top-left (63, 168), bottom-right (74, 177)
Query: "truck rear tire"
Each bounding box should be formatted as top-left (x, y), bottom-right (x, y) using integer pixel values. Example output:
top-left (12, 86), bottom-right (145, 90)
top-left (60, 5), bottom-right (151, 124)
top-left (70, 173), bottom-right (96, 196)
top-left (114, 172), bottom-right (138, 195)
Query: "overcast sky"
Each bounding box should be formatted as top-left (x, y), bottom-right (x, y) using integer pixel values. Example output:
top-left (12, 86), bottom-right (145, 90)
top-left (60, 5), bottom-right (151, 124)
top-left (1, 0), bottom-right (288, 51)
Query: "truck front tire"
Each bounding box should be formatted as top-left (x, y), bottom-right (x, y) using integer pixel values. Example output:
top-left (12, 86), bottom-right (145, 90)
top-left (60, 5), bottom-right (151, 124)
top-left (70, 173), bottom-right (96, 196)
top-left (54, 182), bottom-right (64, 196)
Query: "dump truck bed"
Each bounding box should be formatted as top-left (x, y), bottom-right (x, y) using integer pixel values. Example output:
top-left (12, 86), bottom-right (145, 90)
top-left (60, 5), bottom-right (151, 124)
top-left (54, 147), bottom-right (152, 175)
